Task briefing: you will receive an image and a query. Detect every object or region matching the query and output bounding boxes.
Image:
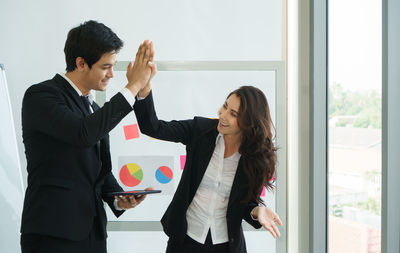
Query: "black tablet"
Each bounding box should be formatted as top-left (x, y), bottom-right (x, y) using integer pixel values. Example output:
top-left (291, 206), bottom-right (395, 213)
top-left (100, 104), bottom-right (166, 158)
top-left (106, 190), bottom-right (161, 197)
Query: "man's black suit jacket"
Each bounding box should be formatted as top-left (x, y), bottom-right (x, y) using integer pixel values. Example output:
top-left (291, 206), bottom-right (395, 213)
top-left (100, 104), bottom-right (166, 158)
top-left (134, 92), bottom-right (262, 253)
top-left (21, 74), bottom-right (132, 241)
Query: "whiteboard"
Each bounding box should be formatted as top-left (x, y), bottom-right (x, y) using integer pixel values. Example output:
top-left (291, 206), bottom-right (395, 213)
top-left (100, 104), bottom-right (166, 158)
top-left (0, 64), bottom-right (24, 252)
top-left (104, 69), bottom-right (277, 222)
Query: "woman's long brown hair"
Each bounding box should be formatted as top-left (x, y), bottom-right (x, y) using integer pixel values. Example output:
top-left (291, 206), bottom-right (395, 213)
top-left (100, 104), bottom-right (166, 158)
top-left (228, 86), bottom-right (277, 205)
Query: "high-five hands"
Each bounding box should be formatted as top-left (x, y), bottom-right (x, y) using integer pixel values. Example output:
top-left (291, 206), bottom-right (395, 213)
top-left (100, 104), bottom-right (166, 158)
top-left (125, 40), bottom-right (156, 97)
top-left (251, 206), bottom-right (283, 238)
top-left (114, 187), bottom-right (155, 210)
top-left (138, 41), bottom-right (157, 98)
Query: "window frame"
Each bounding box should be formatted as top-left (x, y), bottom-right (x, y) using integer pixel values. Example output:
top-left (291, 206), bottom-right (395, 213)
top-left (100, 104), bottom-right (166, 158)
top-left (310, 0), bottom-right (400, 252)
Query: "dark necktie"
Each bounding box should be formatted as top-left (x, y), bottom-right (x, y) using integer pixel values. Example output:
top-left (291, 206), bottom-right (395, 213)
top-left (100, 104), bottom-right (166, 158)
top-left (80, 95), bottom-right (101, 157)
top-left (80, 95), bottom-right (92, 115)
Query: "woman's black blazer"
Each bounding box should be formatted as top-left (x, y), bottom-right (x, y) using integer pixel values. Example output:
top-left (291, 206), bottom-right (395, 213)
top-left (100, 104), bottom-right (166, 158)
top-left (134, 92), bottom-right (262, 253)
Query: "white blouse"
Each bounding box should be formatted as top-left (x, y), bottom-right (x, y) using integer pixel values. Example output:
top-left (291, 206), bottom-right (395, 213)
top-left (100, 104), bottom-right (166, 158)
top-left (186, 134), bottom-right (241, 244)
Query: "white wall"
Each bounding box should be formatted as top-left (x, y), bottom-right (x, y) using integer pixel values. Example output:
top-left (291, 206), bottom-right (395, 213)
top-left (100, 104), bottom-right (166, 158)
top-left (0, 0), bottom-right (282, 185)
top-left (0, 0), bottom-right (283, 252)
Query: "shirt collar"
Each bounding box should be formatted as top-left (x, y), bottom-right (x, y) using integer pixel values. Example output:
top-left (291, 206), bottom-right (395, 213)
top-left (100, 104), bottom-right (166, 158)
top-left (60, 73), bottom-right (94, 105)
top-left (216, 133), bottom-right (241, 160)
top-left (215, 133), bottom-right (223, 145)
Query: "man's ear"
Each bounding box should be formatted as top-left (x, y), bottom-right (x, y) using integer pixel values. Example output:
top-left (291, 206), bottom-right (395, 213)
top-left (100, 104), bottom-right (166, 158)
top-left (75, 57), bottom-right (87, 71)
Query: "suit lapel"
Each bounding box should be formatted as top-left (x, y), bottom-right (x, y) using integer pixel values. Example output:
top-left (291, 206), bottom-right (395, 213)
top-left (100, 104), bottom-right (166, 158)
top-left (92, 102), bottom-right (110, 179)
top-left (91, 102), bottom-right (103, 157)
top-left (228, 158), bottom-right (246, 209)
top-left (190, 123), bottom-right (219, 196)
top-left (52, 74), bottom-right (89, 116)
top-left (193, 134), bottom-right (216, 187)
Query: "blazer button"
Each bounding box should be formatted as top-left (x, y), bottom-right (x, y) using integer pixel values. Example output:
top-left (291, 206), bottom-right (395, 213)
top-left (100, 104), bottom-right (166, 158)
top-left (230, 238), bottom-right (234, 243)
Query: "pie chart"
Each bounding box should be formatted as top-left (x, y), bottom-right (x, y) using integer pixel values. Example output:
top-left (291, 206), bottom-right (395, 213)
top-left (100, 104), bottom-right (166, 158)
top-left (119, 163), bottom-right (143, 187)
top-left (155, 166), bottom-right (173, 184)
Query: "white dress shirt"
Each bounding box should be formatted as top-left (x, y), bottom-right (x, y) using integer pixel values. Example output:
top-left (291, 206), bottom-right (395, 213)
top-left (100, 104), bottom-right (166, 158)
top-left (186, 134), bottom-right (241, 244)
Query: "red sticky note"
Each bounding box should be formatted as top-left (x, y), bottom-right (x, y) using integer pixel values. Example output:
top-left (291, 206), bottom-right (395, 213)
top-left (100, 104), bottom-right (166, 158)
top-left (180, 155), bottom-right (186, 170)
top-left (123, 124), bottom-right (139, 140)
top-left (260, 186), bottom-right (266, 197)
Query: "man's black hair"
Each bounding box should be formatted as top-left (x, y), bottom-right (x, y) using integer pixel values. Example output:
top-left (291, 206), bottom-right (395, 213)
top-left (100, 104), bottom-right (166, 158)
top-left (64, 20), bottom-right (123, 72)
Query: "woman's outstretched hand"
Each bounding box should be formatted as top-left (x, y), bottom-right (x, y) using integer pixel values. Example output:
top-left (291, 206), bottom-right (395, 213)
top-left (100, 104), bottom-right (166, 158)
top-left (252, 206), bottom-right (283, 238)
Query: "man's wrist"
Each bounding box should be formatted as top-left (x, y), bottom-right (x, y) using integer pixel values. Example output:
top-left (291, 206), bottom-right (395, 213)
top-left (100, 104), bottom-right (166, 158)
top-left (114, 199), bottom-right (125, 211)
top-left (126, 82), bottom-right (141, 97)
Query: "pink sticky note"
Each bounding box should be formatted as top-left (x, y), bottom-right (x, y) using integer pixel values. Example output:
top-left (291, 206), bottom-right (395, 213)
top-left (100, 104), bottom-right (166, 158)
top-left (260, 186), bottom-right (266, 197)
top-left (180, 155), bottom-right (186, 170)
top-left (123, 124), bottom-right (139, 140)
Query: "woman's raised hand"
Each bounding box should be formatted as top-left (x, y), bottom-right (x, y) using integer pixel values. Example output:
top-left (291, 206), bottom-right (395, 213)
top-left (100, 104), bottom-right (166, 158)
top-left (125, 40), bottom-right (155, 96)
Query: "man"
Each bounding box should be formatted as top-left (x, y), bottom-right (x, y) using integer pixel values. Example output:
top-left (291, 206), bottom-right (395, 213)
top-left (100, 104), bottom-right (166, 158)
top-left (20, 20), bottom-right (155, 253)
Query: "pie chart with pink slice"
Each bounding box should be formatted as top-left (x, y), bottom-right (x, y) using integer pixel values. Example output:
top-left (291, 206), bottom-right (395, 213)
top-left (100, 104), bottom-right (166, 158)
top-left (155, 166), bottom-right (173, 184)
top-left (119, 163), bottom-right (143, 187)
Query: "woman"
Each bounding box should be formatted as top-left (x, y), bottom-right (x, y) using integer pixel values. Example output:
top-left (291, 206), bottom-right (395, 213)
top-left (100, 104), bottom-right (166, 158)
top-left (134, 70), bottom-right (282, 252)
